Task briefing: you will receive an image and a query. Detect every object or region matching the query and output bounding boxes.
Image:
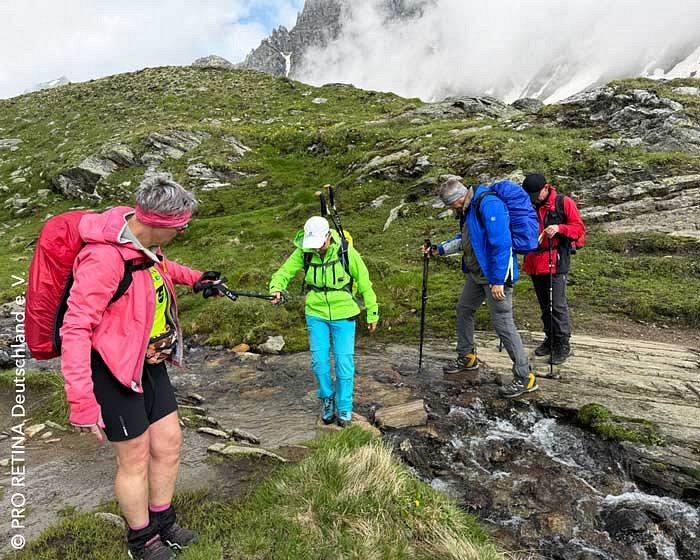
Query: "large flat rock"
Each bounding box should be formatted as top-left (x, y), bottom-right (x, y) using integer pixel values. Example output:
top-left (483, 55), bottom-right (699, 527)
top-left (477, 333), bottom-right (700, 444)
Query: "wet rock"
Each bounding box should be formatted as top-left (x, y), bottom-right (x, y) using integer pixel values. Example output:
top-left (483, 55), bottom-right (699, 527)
top-left (511, 97), bottom-right (544, 114)
top-left (95, 512), bottom-right (127, 528)
top-left (235, 351), bottom-right (261, 363)
top-left (259, 335), bottom-right (285, 354)
top-left (375, 400), bottom-right (427, 429)
top-left (184, 393), bottom-right (205, 405)
top-left (207, 443), bottom-right (287, 462)
top-left (45, 421), bottom-right (67, 432)
top-left (178, 404), bottom-right (207, 415)
top-left (197, 427), bottom-right (229, 439)
top-left (229, 427), bottom-right (261, 445)
top-left (25, 423), bottom-right (47, 438)
top-left (604, 507), bottom-right (650, 536)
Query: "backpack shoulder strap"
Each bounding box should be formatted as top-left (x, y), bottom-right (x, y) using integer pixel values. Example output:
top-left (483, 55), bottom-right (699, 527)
top-left (555, 194), bottom-right (566, 222)
top-left (474, 191), bottom-right (496, 227)
top-left (110, 259), bottom-right (154, 304)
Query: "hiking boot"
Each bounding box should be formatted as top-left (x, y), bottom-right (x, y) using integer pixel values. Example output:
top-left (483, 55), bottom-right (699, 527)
top-left (337, 410), bottom-right (352, 428)
top-left (442, 352), bottom-right (479, 374)
top-left (550, 337), bottom-right (571, 365)
top-left (321, 395), bottom-right (336, 425)
top-left (500, 373), bottom-right (539, 398)
top-left (534, 337), bottom-right (551, 357)
top-left (128, 536), bottom-right (173, 560)
top-left (161, 523), bottom-right (199, 551)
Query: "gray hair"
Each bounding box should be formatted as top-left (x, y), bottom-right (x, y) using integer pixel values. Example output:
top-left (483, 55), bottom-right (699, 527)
top-left (134, 173), bottom-right (198, 215)
top-left (439, 179), bottom-right (468, 206)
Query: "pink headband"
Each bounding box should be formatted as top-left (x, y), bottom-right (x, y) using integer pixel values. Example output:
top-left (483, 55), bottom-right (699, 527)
top-left (135, 207), bottom-right (192, 229)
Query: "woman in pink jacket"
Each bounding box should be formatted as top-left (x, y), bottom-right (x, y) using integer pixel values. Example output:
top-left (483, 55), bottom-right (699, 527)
top-left (60, 175), bottom-right (221, 560)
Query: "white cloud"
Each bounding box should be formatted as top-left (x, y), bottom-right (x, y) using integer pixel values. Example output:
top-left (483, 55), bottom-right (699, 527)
top-left (296, 0), bottom-right (700, 103)
top-left (0, 0), bottom-right (302, 98)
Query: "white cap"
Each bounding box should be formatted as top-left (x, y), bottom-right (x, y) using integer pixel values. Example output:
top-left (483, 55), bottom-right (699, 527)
top-left (302, 216), bottom-right (330, 249)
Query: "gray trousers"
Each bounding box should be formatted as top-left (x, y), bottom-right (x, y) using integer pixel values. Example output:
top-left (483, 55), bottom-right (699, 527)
top-left (457, 273), bottom-right (530, 380)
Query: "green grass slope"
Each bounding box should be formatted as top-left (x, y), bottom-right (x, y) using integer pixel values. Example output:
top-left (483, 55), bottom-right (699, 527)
top-left (1, 67), bottom-right (699, 350)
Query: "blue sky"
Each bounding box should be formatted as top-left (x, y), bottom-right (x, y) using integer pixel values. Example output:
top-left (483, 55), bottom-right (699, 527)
top-left (0, 0), bottom-right (304, 99)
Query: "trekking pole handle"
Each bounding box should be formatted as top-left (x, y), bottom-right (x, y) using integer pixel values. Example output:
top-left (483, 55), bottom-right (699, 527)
top-left (315, 191), bottom-right (328, 216)
top-left (324, 184), bottom-right (335, 209)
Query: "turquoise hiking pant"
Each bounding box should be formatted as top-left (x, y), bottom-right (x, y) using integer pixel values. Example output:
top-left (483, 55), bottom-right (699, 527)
top-left (306, 315), bottom-right (356, 413)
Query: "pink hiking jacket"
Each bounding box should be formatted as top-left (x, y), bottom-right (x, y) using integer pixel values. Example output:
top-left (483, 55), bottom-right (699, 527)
top-left (59, 206), bottom-right (201, 426)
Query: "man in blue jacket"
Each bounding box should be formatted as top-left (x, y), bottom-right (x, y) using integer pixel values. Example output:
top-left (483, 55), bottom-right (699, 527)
top-left (426, 179), bottom-right (537, 397)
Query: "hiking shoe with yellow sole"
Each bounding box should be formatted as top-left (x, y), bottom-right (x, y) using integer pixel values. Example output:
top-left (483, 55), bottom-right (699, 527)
top-left (500, 373), bottom-right (539, 398)
top-left (443, 353), bottom-right (479, 374)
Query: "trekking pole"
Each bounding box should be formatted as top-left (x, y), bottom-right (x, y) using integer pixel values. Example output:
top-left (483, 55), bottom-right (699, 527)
top-left (324, 183), bottom-right (347, 242)
top-left (548, 236), bottom-right (554, 378)
top-left (418, 239), bottom-right (431, 372)
top-left (216, 282), bottom-right (286, 303)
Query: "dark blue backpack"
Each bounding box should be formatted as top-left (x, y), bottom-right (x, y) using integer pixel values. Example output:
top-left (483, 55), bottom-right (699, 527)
top-left (475, 180), bottom-right (539, 255)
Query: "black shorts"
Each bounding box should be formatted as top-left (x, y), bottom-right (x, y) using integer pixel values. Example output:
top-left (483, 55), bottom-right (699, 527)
top-left (91, 350), bottom-right (178, 442)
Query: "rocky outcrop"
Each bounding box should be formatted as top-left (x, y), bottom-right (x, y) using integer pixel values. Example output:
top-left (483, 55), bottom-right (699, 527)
top-left (402, 96), bottom-right (520, 120)
top-left (142, 130), bottom-right (210, 163)
top-left (51, 130), bottom-right (220, 201)
top-left (192, 55), bottom-right (235, 69)
top-left (511, 97), bottom-right (544, 114)
top-left (561, 86), bottom-right (700, 153)
top-left (577, 173), bottom-right (700, 238)
top-left (51, 143), bottom-right (136, 201)
top-left (186, 163), bottom-right (247, 191)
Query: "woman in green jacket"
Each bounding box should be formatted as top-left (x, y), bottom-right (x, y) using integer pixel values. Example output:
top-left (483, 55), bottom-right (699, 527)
top-left (269, 216), bottom-right (379, 427)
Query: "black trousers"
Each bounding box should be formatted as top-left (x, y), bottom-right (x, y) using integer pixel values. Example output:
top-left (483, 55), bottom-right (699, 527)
top-left (531, 273), bottom-right (571, 339)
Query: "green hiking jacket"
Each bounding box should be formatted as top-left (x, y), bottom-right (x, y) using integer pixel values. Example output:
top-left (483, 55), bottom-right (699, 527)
top-left (269, 230), bottom-right (379, 323)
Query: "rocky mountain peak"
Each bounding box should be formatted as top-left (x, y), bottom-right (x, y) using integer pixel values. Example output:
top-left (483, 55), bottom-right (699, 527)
top-left (192, 55), bottom-right (235, 69)
top-left (241, 0), bottom-right (429, 78)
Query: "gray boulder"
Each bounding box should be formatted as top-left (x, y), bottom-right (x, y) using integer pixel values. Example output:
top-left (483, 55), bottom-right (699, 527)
top-left (511, 97), bottom-right (544, 114)
top-left (51, 142), bottom-right (136, 201)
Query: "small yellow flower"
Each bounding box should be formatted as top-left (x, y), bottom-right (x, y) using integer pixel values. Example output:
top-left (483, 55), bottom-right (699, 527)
top-left (415, 500), bottom-right (420, 507)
